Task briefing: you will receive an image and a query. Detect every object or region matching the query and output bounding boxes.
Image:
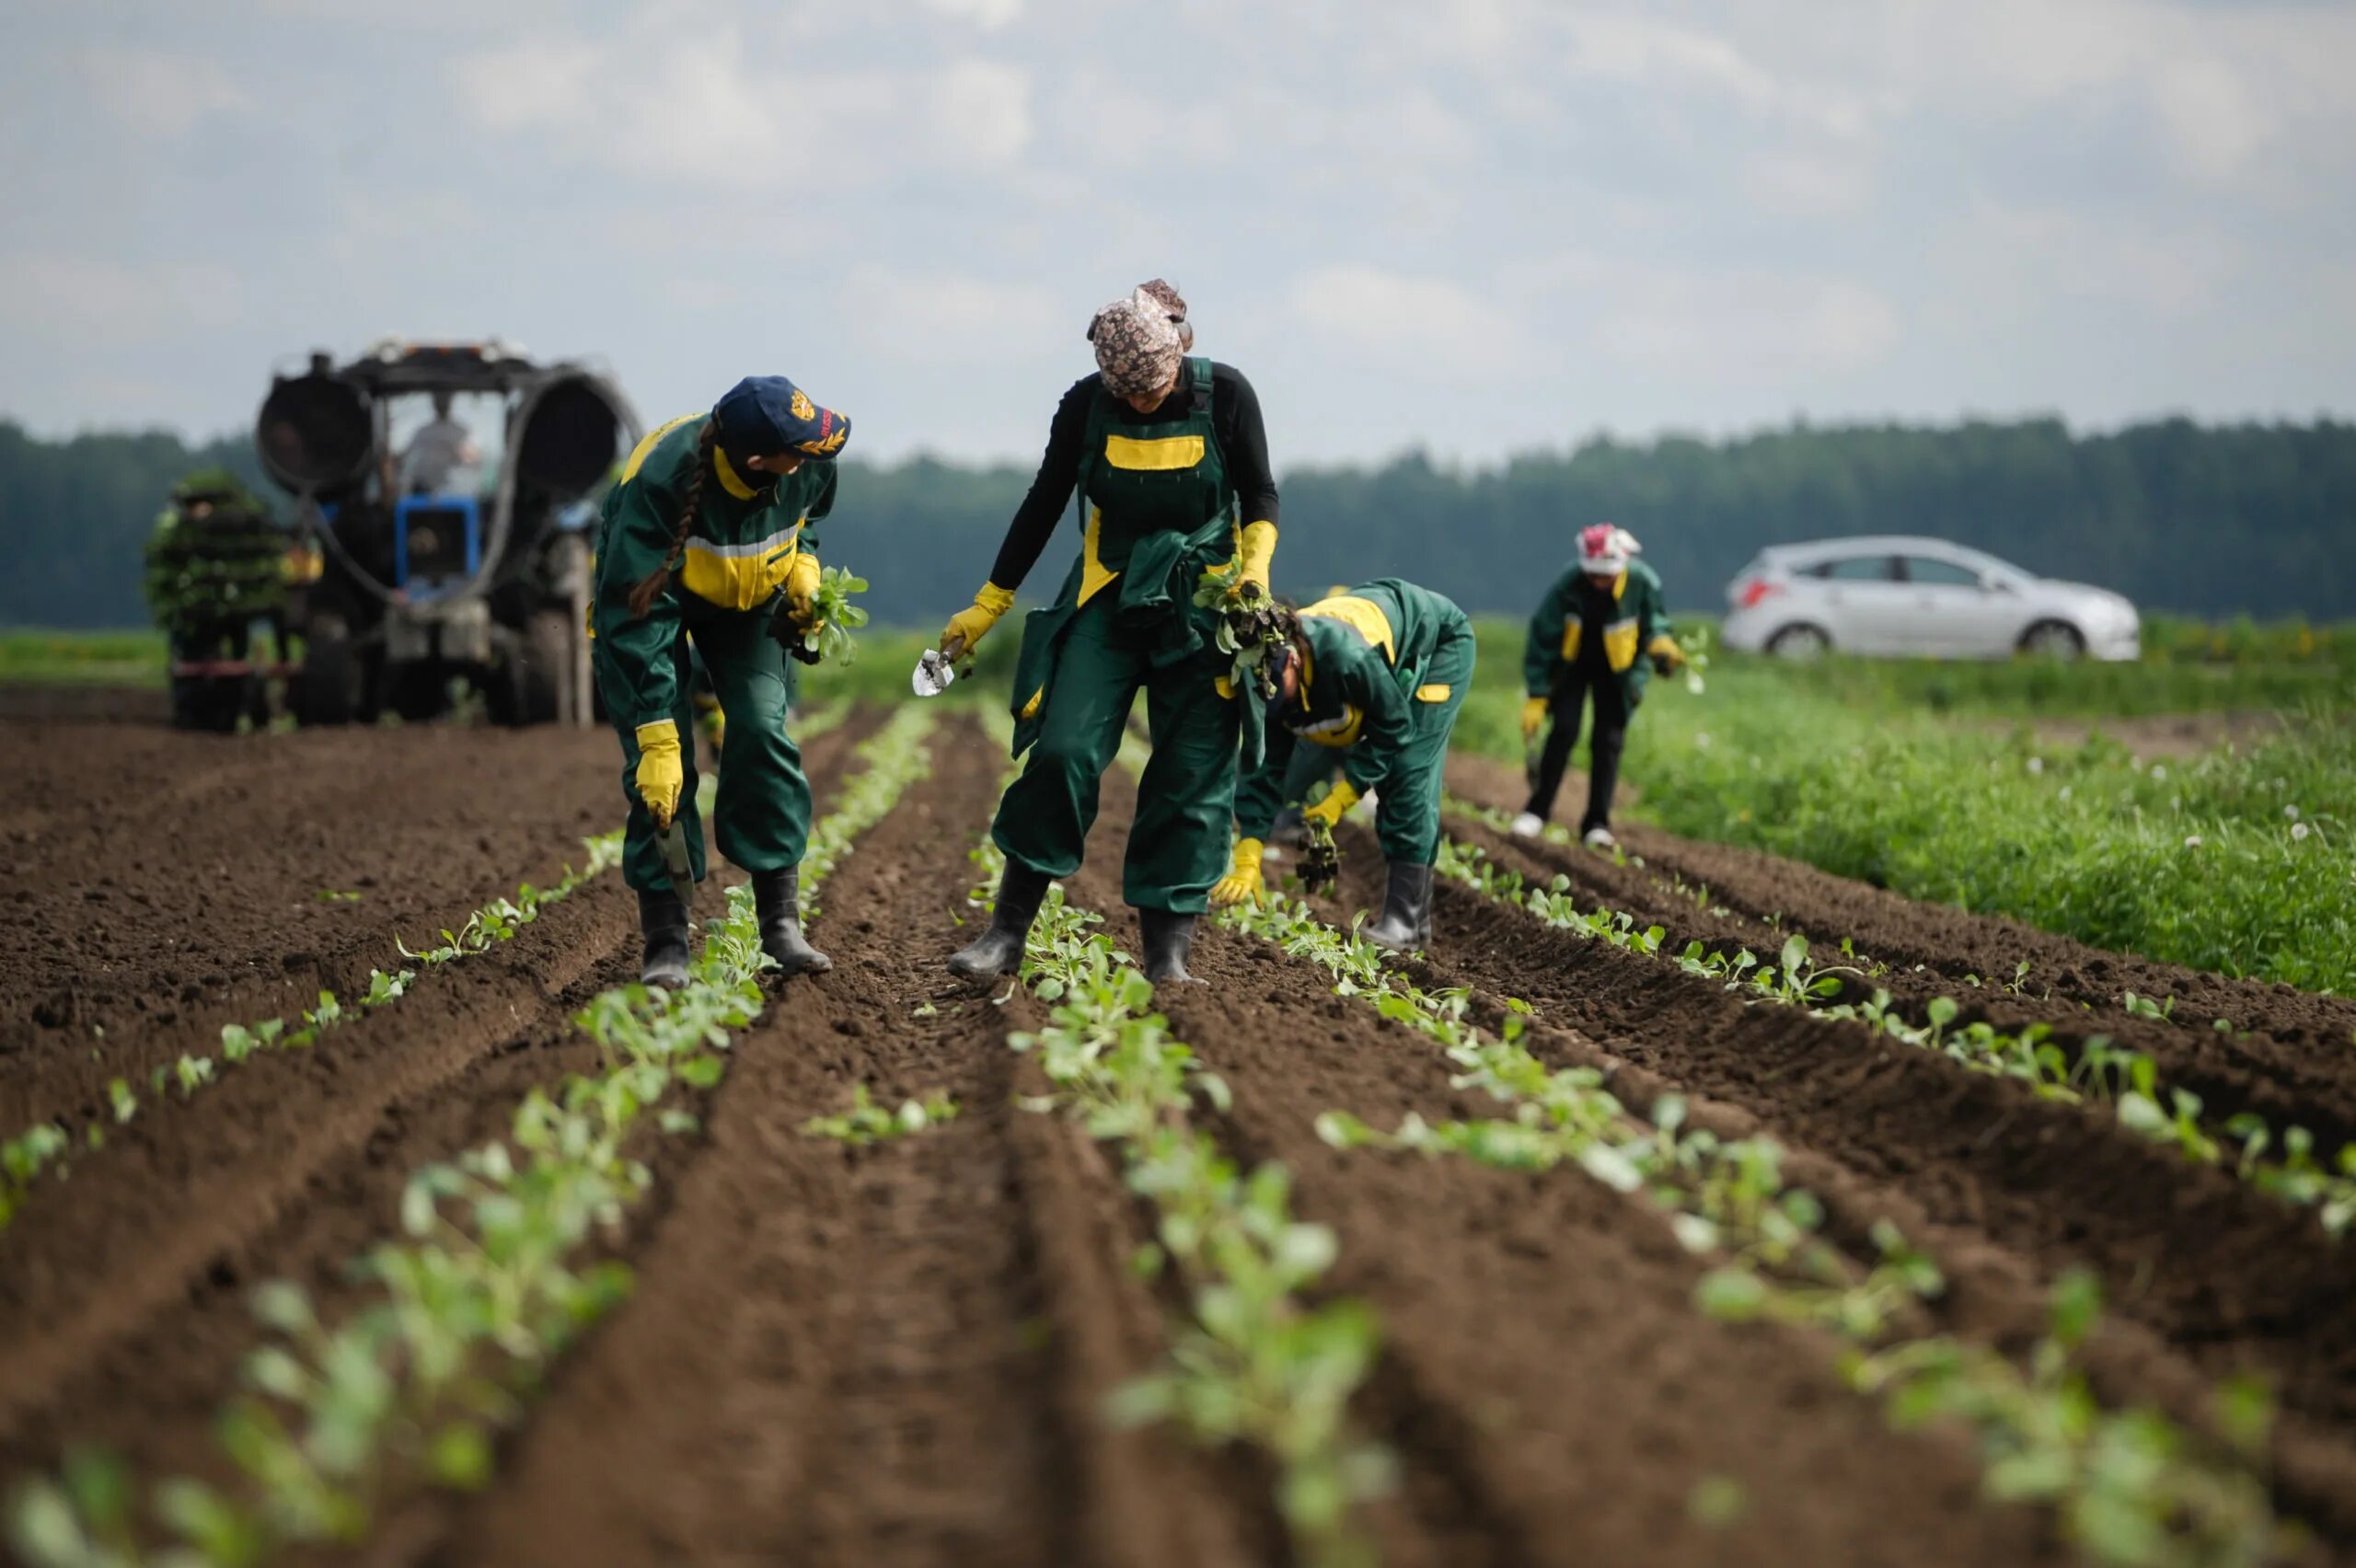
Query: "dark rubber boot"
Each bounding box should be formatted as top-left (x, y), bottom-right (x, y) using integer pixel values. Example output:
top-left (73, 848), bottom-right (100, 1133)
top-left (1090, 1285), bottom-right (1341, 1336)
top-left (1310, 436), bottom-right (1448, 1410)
top-left (949, 863), bottom-right (1051, 977)
top-left (639, 887), bottom-right (693, 989)
top-left (753, 868), bottom-right (832, 978)
top-left (1138, 908), bottom-right (1202, 985)
top-left (1360, 862), bottom-right (1435, 951)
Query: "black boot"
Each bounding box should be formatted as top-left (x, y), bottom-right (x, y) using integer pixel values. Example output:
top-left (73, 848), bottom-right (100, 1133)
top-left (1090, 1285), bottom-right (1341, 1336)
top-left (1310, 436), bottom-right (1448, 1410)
top-left (1138, 908), bottom-right (1202, 985)
top-left (752, 868), bottom-right (832, 978)
top-left (949, 863), bottom-right (1051, 977)
top-left (1360, 862), bottom-right (1435, 951)
top-left (638, 887), bottom-right (692, 989)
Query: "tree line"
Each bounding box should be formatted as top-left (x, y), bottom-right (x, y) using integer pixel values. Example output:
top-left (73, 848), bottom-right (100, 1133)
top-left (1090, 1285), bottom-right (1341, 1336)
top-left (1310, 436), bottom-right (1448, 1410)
top-left (5, 414), bottom-right (2351, 630)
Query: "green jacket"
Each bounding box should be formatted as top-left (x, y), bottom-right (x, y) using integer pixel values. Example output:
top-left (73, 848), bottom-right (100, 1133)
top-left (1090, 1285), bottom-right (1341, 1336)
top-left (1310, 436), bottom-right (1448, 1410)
top-left (593, 414), bottom-right (837, 728)
top-left (1236, 579), bottom-right (1470, 834)
top-left (1521, 559), bottom-right (1672, 700)
top-left (143, 468), bottom-right (286, 637)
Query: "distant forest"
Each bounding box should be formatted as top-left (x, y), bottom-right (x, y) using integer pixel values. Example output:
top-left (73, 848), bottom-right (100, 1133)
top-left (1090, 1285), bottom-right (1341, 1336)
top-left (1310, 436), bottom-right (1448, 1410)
top-left (6, 414), bottom-right (2352, 628)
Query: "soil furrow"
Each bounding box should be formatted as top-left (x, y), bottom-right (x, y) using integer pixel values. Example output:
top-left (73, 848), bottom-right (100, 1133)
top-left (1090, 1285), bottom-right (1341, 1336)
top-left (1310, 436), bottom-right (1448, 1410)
top-left (1062, 770), bottom-right (2044, 1565)
top-left (1319, 829), bottom-right (2356, 1541)
top-left (1440, 797), bottom-right (2356, 1152)
top-left (1446, 751), bottom-right (2356, 1062)
top-left (0, 723), bottom-right (866, 1496)
top-left (0, 714), bottom-right (874, 1128)
top-left (423, 718), bottom-right (1263, 1568)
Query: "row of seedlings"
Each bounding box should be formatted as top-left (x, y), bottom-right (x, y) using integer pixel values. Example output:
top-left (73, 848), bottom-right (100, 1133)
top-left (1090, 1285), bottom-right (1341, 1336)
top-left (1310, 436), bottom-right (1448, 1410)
top-left (0, 699), bottom-right (856, 1233)
top-left (1431, 821), bottom-right (2356, 1236)
top-left (7, 703), bottom-right (933, 1568)
top-left (959, 728), bottom-right (1392, 1568)
top-left (1212, 887), bottom-right (2293, 1567)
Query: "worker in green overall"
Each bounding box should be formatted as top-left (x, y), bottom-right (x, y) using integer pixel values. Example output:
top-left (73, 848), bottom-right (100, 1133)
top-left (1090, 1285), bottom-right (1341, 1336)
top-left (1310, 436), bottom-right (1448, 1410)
top-left (1516, 523), bottom-right (1682, 847)
top-left (1213, 580), bottom-right (1477, 950)
top-left (943, 281), bottom-right (1281, 983)
top-left (593, 375), bottom-right (851, 988)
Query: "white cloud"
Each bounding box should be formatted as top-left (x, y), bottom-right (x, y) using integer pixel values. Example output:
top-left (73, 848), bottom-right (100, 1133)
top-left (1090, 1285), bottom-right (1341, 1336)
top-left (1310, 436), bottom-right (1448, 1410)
top-left (2149, 58), bottom-right (2270, 184)
top-left (837, 267), bottom-right (1058, 363)
top-left (1289, 265), bottom-right (1522, 379)
top-left (0, 254), bottom-right (247, 346)
top-left (929, 60), bottom-right (1034, 167)
top-left (919, 0), bottom-right (1024, 29)
top-left (1593, 271), bottom-right (1900, 380)
top-left (77, 51), bottom-right (250, 139)
top-left (448, 29), bottom-right (1032, 184)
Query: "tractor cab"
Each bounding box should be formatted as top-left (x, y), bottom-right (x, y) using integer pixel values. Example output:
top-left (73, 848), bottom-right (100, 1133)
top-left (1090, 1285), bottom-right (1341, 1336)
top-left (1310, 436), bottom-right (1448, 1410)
top-left (256, 339), bottom-right (638, 727)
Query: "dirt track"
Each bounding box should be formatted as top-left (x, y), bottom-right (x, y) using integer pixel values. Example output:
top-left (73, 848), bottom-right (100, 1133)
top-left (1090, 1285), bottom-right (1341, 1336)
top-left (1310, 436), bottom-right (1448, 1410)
top-left (6, 701), bottom-right (2356, 1564)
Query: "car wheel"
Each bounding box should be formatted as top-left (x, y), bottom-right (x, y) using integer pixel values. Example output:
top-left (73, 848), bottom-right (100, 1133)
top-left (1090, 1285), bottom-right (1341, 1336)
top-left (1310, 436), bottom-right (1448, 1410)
top-left (1766, 624), bottom-right (1831, 661)
top-left (2018, 620), bottom-right (2085, 660)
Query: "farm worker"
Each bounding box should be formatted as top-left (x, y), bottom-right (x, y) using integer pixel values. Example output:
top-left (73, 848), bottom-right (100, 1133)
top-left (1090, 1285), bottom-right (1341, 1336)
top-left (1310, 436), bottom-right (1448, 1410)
top-left (943, 280), bottom-right (1281, 984)
top-left (398, 390), bottom-right (481, 495)
top-left (1214, 579), bottom-right (1477, 951)
top-left (1513, 522), bottom-right (1681, 848)
top-left (593, 375), bottom-right (851, 988)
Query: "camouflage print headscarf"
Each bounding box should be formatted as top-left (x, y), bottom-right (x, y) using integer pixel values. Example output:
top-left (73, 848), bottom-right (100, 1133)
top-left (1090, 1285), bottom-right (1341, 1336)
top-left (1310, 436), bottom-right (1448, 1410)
top-left (1088, 280), bottom-right (1191, 398)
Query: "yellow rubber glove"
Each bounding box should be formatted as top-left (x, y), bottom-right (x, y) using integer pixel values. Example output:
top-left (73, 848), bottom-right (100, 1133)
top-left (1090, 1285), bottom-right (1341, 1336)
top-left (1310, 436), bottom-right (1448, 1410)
top-left (1209, 837), bottom-right (1266, 907)
top-left (782, 550), bottom-right (824, 630)
top-left (942, 582), bottom-right (1017, 656)
top-left (634, 720), bottom-right (685, 827)
top-left (1646, 634), bottom-right (1685, 675)
top-left (1303, 779), bottom-right (1360, 830)
top-left (1237, 521), bottom-right (1278, 598)
top-left (1520, 695), bottom-right (1549, 742)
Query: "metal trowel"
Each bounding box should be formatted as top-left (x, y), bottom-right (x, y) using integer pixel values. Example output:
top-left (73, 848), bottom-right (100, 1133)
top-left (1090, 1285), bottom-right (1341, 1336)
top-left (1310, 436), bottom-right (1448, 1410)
top-left (913, 634), bottom-right (967, 698)
top-left (658, 816), bottom-right (696, 914)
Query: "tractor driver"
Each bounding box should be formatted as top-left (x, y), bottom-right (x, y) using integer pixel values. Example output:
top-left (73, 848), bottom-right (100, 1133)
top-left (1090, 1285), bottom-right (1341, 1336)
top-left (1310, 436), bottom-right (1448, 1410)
top-left (400, 391), bottom-right (482, 495)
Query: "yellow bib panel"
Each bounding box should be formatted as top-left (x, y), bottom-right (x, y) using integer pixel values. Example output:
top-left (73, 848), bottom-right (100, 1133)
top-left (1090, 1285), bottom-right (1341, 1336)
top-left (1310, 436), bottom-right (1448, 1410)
top-left (1300, 595), bottom-right (1397, 663)
top-left (678, 523), bottom-right (806, 612)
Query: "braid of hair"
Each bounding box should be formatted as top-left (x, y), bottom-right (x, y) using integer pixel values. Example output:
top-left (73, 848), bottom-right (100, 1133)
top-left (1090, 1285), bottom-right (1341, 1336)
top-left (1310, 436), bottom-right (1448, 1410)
top-left (627, 419), bottom-right (715, 617)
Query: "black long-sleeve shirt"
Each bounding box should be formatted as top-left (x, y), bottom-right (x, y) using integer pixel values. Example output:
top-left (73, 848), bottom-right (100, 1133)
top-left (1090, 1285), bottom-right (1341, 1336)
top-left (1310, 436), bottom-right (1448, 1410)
top-left (987, 362), bottom-right (1278, 591)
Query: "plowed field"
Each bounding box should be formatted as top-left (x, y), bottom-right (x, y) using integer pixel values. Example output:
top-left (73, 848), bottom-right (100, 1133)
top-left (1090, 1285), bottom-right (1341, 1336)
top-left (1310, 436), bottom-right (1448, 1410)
top-left (5, 700), bottom-right (2354, 1566)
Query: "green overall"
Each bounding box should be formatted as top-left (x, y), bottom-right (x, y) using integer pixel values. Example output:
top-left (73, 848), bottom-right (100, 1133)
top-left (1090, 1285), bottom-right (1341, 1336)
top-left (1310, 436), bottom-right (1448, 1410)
top-left (1236, 579), bottom-right (1475, 865)
top-left (996, 359), bottom-right (1243, 913)
top-left (593, 416), bottom-right (831, 893)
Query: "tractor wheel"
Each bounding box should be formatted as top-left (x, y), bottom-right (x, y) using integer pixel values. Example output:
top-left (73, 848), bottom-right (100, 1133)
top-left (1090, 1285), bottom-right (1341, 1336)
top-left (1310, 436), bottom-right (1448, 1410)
top-left (295, 616), bottom-right (358, 726)
top-left (489, 610), bottom-right (569, 727)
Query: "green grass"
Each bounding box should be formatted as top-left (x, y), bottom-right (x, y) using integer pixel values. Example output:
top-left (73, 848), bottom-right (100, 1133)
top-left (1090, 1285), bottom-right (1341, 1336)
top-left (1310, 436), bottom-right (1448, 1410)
top-left (1458, 618), bottom-right (2356, 995)
top-left (0, 628), bottom-right (167, 687)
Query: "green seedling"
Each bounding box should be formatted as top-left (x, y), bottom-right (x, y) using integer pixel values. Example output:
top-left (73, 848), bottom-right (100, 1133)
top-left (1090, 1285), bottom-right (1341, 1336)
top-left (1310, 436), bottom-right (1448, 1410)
top-left (801, 1084), bottom-right (960, 1145)
top-left (800, 565), bottom-right (872, 667)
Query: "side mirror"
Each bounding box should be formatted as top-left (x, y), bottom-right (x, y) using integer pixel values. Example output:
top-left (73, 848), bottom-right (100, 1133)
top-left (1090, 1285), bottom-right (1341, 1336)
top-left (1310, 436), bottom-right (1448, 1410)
top-left (1982, 575), bottom-right (2015, 594)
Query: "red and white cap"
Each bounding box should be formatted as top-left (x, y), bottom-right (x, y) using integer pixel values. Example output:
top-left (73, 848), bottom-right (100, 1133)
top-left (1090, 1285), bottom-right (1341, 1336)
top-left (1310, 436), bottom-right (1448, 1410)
top-left (1578, 522), bottom-right (1631, 575)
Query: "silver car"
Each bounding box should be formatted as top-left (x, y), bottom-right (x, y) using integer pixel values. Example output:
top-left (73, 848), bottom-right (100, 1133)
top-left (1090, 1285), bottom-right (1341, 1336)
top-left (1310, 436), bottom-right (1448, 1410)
top-left (1720, 536), bottom-right (2140, 661)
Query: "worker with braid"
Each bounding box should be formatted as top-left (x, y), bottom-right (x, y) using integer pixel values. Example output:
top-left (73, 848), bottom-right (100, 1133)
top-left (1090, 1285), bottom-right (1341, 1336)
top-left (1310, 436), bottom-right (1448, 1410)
top-left (593, 375), bottom-right (851, 987)
top-left (944, 281), bottom-right (1281, 984)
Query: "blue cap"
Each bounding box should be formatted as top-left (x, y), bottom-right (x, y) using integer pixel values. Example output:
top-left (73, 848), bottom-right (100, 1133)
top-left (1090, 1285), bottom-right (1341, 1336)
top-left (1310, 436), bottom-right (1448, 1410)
top-left (712, 375), bottom-right (850, 460)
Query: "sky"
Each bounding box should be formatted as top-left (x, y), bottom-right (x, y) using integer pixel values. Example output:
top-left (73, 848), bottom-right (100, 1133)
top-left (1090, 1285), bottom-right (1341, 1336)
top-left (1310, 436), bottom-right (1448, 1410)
top-left (3, 0), bottom-right (2352, 467)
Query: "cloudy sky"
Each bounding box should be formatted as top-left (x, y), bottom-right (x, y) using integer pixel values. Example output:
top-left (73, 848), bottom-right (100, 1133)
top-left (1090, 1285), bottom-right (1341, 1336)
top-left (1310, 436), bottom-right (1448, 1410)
top-left (3, 0), bottom-right (2352, 465)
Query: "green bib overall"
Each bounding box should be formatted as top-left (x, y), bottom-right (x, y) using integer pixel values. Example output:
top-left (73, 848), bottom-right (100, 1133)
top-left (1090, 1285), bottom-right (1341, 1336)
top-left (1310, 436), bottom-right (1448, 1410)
top-left (994, 359), bottom-right (1244, 913)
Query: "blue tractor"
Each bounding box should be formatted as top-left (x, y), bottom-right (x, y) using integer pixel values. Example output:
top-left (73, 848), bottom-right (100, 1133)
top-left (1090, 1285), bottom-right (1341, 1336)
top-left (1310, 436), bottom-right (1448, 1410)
top-left (256, 338), bottom-right (639, 726)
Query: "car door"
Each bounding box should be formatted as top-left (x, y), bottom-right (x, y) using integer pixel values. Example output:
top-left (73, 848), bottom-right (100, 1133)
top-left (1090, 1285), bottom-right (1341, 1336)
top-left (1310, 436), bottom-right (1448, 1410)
top-left (1897, 555), bottom-right (2010, 657)
top-left (1807, 553), bottom-right (1909, 652)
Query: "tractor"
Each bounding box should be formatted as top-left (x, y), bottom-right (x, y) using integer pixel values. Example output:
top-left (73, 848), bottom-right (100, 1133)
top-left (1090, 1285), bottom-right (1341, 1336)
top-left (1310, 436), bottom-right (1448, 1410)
top-left (255, 338), bottom-right (638, 727)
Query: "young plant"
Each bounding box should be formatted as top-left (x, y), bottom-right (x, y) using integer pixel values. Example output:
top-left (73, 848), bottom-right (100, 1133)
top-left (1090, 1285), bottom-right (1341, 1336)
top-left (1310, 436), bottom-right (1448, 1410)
top-left (800, 566), bottom-right (872, 667)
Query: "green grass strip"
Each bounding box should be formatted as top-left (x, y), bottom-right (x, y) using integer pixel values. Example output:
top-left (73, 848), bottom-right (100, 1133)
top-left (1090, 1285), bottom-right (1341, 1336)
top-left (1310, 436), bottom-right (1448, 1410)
top-left (6, 704), bottom-right (936, 1567)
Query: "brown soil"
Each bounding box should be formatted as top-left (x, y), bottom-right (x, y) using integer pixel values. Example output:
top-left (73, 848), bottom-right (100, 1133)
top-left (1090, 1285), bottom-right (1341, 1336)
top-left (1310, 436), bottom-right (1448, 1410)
top-left (6, 688), bottom-right (2355, 1564)
top-left (1448, 750), bottom-right (2356, 1120)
